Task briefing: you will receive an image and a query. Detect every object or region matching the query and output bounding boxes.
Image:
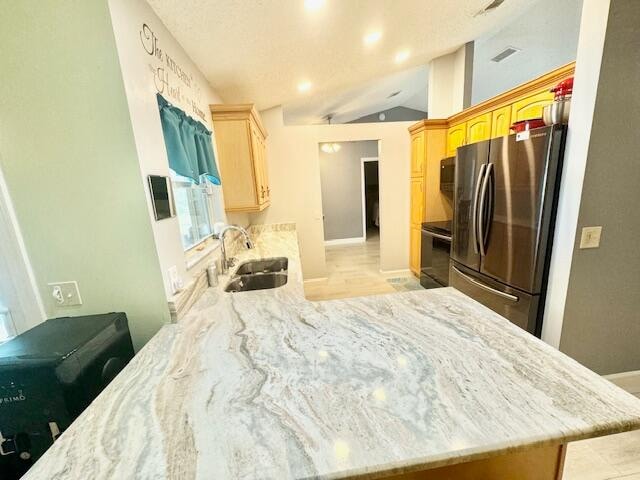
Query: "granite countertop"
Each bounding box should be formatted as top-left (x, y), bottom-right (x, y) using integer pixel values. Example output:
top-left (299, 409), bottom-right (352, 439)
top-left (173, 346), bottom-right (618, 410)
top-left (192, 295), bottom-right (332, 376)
top-left (23, 224), bottom-right (640, 479)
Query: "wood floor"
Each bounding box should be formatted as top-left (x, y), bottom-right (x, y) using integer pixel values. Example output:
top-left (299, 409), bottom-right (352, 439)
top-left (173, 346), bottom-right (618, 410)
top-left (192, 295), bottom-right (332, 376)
top-left (304, 230), bottom-right (640, 479)
top-left (304, 229), bottom-right (412, 301)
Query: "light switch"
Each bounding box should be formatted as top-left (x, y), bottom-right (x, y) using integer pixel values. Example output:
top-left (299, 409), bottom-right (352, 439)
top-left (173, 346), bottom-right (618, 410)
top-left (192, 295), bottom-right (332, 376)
top-left (579, 226), bottom-right (602, 249)
top-left (47, 281), bottom-right (82, 306)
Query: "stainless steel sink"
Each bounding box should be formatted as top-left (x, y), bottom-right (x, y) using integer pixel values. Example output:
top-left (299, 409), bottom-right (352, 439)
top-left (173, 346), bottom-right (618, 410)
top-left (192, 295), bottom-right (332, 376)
top-left (234, 257), bottom-right (288, 275)
top-left (224, 272), bottom-right (288, 293)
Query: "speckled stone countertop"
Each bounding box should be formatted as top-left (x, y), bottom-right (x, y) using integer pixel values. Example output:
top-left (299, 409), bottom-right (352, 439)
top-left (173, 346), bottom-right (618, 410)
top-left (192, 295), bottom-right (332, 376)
top-left (23, 225), bottom-right (640, 480)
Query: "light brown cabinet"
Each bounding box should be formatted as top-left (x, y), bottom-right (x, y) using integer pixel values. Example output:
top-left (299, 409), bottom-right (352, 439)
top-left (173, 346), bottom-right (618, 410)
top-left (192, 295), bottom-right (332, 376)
top-left (408, 121), bottom-right (449, 276)
top-left (510, 90), bottom-right (555, 123)
top-left (410, 131), bottom-right (426, 177)
top-left (491, 106), bottom-right (512, 138)
top-left (410, 226), bottom-right (421, 275)
top-left (446, 122), bottom-right (466, 157)
top-left (466, 113), bottom-right (492, 144)
top-left (210, 104), bottom-right (269, 212)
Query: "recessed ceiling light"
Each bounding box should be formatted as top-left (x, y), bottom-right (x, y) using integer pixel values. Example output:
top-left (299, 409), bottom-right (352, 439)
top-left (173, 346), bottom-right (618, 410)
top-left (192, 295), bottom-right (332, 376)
top-left (297, 81), bottom-right (312, 93)
top-left (395, 50), bottom-right (410, 64)
top-left (363, 30), bottom-right (382, 46)
top-left (304, 0), bottom-right (325, 11)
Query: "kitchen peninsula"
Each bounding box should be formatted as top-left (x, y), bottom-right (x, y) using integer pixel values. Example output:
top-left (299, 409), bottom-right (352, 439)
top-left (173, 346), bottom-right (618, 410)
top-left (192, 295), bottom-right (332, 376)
top-left (23, 225), bottom-right (640, 480)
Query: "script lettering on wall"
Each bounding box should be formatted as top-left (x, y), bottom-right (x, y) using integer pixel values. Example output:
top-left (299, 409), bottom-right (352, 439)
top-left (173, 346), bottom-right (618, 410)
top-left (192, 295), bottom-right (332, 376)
top-left (139, 23), bottom-right (206, 121)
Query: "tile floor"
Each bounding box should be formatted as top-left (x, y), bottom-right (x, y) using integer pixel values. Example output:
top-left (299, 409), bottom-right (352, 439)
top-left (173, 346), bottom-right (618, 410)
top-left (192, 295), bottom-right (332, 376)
top-left (304, 228), bottom-right (414, 301)
top-left (304, 231), bottom-right (640, 479)
top-left (564, 425), bottom-right (640, 479)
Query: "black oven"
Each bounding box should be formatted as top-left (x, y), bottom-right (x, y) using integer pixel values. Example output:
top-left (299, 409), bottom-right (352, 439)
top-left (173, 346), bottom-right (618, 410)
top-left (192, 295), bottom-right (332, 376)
top-left (420, 221), bottom-right (452, 289)
top-left (440, 156), bottom-right (455, 200)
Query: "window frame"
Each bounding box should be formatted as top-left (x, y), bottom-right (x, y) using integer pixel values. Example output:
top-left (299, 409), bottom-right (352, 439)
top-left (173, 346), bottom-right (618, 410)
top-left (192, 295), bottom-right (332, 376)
top-left (169, 171), bottom-right (215, 252)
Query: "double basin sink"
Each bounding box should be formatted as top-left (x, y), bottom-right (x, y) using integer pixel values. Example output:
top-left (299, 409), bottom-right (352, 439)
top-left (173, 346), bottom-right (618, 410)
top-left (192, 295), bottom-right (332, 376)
top-left (224, 257), bottom-right (288, 293)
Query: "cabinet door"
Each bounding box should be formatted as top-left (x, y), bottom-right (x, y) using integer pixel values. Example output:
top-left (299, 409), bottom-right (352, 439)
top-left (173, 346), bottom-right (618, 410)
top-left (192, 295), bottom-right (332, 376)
top-left (491, 106), bottom-right (512, 138)
top-left (410, 131), bottom-right (426, 177)
top-left (212, 119), bottom-right (259, 210)
top-left (466, 113), bottom-right (492, 145)
top-left (250, 126), bottom-right (268, 205)
top-left (410, 226), bottom-right (421, 275)
top-left (446, 122), bottom-right (467, 157)
top-left (511, 90), bottom-right (555, 122)
top-left (410, 177), bottom-right (424, 227)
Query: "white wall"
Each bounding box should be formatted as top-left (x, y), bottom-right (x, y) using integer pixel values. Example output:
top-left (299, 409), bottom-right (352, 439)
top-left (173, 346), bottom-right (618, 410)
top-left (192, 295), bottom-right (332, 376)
top-left (108, 0), bottom-right (248, 297)
top-left (427, 44), bottom-right (468, 118)
top-left (319, 141), bottom-right (378, 241)
top-left (472, 0), bottom-right (582, 105)
top-left (253, 107), bottom-right (412, 279)
top-left (541, 0), bottom-right (611, 348)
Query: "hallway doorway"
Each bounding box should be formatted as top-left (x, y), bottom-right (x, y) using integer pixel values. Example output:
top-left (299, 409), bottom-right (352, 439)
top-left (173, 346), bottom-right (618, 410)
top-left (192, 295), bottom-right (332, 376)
top-left (361, 157), bottom-right (379, 241)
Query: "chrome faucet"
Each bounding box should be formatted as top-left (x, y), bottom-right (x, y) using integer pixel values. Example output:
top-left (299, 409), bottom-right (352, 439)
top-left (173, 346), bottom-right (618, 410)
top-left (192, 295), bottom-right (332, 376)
top-left (219, 225), bottom-right (254, 274)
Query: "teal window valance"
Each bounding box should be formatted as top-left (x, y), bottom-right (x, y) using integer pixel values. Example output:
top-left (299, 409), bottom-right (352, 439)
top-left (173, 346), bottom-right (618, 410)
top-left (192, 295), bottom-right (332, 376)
top-left (156, 94), bottom-right (221, 185)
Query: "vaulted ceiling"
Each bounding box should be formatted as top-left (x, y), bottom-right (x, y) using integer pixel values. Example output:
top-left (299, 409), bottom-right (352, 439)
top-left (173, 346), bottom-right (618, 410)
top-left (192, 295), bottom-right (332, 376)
top-left (147, 0), bottom-right (539, 111)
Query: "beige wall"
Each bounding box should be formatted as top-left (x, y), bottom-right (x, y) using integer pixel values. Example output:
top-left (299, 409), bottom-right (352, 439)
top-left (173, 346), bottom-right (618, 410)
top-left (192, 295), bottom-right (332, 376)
top-left (252, 107), bottom-right (412, 279)
top-left (427, 44), bottom-right (469, 118)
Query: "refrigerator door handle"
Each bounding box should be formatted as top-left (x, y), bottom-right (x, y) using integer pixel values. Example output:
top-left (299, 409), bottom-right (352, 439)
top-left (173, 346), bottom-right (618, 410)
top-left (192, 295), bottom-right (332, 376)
top-left (452, 266), bottom-right (519, 302)
top-left (477, 163), bottom-right (494, 256)
top-left (472, 163), bottom-right (487, 254)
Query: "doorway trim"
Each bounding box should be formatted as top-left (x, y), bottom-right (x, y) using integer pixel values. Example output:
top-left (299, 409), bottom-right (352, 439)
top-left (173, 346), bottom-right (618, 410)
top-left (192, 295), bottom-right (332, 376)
top-left (0, 163), bottom-right (46, 337)
top-left (360, 157), bottom-right (379, 240)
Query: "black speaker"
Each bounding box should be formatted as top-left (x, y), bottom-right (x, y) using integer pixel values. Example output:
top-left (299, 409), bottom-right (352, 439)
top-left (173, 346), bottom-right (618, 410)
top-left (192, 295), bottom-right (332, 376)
top-left (0, 313), bottom-right (134, 478)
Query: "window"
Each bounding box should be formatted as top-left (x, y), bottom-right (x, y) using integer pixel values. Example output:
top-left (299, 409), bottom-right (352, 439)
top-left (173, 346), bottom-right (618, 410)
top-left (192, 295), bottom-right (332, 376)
top-left (170, 171), bottom-right (214, 250)
top-left (156, 94), bottom-right (224, 251)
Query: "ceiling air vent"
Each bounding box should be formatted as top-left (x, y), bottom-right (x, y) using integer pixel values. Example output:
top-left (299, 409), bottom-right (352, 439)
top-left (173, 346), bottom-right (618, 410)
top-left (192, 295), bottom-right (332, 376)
top-left (474, 0), bottom-right (506, 16)
top-left (491, 46), bottom-right (520, 63)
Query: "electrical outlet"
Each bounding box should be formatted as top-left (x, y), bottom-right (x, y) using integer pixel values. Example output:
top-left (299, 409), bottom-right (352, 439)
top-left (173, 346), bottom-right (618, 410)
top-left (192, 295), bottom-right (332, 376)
top-left (47, 281), bottom-right (82, 306)
top-left (579, 226), bottom-right (602, 249)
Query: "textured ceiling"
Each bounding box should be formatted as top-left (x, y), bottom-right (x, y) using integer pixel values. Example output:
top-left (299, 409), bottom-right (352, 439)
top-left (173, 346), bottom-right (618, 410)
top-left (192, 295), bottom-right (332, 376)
top-left (147, 0), bottom-right (538, 111)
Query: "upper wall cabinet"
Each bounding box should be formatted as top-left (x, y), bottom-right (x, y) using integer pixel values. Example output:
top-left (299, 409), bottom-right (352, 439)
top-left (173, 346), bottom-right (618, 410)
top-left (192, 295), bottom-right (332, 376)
top-left (510, 90), bottom-right (556, 123)
top-left (446, 122), bottom-right (466, 157)
top-left (491, 106), bottom-right (512, 138)
top-left (210, 104), bottom-right (269, 212)
top-left (466, 113), bottom-right (492, 145)
top-left (410, 131), bottom-right (426, 177)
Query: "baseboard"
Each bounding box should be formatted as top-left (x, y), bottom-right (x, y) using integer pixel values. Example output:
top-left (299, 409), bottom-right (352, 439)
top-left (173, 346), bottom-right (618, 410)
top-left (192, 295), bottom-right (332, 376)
top-left (604, 370), bottom-right (640, 394)
top-left (324, 237), bottom-right (365, 246)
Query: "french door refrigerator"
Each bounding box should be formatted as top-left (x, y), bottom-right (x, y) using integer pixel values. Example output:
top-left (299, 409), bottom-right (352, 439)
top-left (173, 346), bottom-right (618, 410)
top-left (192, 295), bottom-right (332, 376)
top-left (449, 125), bottom-right (567, 336)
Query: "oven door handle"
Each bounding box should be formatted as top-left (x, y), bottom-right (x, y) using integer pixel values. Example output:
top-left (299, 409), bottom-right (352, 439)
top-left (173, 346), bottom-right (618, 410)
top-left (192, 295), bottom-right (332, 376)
top-left (452, 266), bottom-right (519, 302)
top-left (422, 231), bottom-right (452, 242)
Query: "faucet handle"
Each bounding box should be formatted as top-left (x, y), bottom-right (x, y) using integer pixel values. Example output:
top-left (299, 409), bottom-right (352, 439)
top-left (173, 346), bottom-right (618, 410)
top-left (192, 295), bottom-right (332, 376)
top-left (227, 257), bottom-right (237, 269)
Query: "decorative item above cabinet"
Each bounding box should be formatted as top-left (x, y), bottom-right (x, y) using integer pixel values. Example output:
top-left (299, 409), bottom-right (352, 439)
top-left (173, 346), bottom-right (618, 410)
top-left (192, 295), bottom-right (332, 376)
top-left (210, 104), bottom-right (270, 212)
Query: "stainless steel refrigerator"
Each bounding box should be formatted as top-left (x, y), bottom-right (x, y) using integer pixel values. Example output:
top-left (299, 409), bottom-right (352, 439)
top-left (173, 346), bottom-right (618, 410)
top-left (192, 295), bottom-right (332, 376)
top-left (449, 125), bottom-right (567, 336)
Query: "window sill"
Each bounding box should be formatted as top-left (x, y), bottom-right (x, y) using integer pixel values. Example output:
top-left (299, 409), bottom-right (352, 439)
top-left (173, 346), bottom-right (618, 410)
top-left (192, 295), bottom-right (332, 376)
top-left (185, 237), bottom-right (221, 270)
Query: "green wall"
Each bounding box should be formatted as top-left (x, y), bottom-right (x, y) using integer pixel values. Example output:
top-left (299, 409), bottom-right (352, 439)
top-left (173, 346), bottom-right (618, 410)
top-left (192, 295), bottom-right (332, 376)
top-left (0, 0), bottom-right (170, 349)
